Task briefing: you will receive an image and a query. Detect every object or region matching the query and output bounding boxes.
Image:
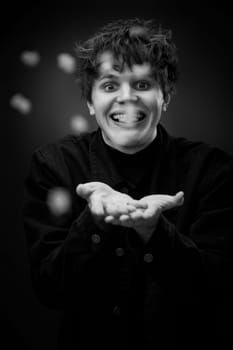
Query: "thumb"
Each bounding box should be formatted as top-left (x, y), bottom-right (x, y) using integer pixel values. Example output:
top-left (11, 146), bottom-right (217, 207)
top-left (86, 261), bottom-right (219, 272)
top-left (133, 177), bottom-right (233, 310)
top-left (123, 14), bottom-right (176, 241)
top-left (163, 191), bottom-right (184, 211)
top-left (76, 183), bottom-right (94, 199)
top-left (174, 191), bottom-right (184, 206)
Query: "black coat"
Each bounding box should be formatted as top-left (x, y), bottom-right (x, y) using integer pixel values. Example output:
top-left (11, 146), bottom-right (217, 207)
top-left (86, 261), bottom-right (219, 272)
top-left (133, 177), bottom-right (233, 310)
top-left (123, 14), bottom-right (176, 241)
top-left (24, 124), bottom-right (233, 349)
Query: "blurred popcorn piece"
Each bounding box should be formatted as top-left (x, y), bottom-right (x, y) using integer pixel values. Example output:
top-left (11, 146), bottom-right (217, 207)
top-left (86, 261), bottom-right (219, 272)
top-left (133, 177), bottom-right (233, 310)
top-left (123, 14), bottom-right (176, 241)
top-left (57, 53), bottom-right (76, 74)
top-left (10, 93), bottom-right (32, 115)
top-left (129, 25), bottom-right (148, 37)
top-left (20, 50), bottom-right (40, 67)
top-left (70, 114), bottom-right (90, 134)
top-left (47, 187), bottom-right (72, 216)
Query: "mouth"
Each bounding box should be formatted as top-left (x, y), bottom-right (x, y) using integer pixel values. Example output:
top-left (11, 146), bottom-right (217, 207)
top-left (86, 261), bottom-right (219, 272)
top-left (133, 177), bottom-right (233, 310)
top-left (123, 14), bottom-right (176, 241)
top-left (110, 111), bottom-right (146, 123)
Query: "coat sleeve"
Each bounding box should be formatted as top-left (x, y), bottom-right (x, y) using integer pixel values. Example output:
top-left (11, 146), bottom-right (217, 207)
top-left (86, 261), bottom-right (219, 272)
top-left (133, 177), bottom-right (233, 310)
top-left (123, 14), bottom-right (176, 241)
top-left (23, 148), bottom-right (126, 309)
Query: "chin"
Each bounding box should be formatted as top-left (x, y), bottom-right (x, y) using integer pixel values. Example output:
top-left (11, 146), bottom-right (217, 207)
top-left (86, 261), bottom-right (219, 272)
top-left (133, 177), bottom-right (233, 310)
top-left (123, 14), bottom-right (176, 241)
top-left (103, 129), bottom-right (152, 152)
top-left (113, 136), bottom-right (140, 147)
top-left (113, 139), bottom-right (148, 153)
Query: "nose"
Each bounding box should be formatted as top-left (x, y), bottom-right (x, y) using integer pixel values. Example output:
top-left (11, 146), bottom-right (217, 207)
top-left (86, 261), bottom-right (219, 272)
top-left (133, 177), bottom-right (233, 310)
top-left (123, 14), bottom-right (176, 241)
top-left (116, 85), bottom-right (138, 103)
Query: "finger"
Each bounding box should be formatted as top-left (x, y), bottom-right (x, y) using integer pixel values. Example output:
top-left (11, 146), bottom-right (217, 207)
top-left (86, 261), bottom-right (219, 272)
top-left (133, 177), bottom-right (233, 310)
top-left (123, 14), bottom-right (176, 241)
top-left (104, 215), bottom-right (115, 223)
top-left (170, 191), bottom-right (184, 207)
top-left (174, 191), bottom-right (184, 205)
top-left (130, 209), bottom-right (144, 220)
top-left (118, 215), bottom-right (135, 228)
top-left (128, 209), bottom-right (147, 225)
top-left (105, 214), bottom-right (133, 228)
top-left (126, 204), bottom-right (138, 212)
top-left (139, 208), bottom-right (159, 221)
top-left (118, 214), bottom-right (133, 224)
top-left (162, 191), bottom-right (184, 211)
top-left (89, 198), bottom-right (105, 218)
top-left (104, 216), bottom-right (124, 226)
top-left (104, 202), bottom-right (134, 216)
top-left (76, 183), bottom-right (94, 199)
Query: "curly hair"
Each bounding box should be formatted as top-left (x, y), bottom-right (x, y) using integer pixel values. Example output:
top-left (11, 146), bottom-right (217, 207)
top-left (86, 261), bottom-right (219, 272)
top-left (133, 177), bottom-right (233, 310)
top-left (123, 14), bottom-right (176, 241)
top-left (75, 18), bottom-right (179, 102)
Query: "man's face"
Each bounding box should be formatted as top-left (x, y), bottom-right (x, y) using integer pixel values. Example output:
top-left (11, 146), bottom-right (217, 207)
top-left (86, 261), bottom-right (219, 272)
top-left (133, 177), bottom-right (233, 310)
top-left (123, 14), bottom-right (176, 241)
top-left (88, 52), bottom-right (165, 154)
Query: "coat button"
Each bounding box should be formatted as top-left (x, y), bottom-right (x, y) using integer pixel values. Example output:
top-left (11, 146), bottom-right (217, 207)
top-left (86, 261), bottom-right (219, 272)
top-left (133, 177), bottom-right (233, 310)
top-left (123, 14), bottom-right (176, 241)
top-left (91, 233), bottom-right (101, 244)
top-left (144, 253), bottom-right (154, 263)
top-left (113, 305), bottom-right (121, 316)
top-left (115, 247), bottom-right (124, 257)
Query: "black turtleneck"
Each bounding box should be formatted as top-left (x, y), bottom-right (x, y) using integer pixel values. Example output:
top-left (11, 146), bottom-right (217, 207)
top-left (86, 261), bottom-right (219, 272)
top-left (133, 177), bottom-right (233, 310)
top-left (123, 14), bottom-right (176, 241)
top-left (103, 136), bottom-right (161, 195)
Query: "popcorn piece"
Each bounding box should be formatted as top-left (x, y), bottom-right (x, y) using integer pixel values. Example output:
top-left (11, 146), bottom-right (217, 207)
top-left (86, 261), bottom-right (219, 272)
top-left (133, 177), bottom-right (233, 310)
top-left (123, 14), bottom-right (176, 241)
top-left (129, 25), bottom-right (148, 37)
top-left (10, 93), bottom-right (32, 115)
top-left (20, 51), bottom-right (40, 67)
top-left (47, 187), bottom-right (72, 216)
top-left (57, 53), bottom-right (76, 74)
top-left (70, 114), bottom-right (90, 134)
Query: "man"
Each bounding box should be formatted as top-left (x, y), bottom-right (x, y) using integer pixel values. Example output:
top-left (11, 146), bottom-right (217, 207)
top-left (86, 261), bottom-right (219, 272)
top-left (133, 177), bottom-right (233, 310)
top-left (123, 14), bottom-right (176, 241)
top-left (24, 18), bottom-right (233, 349)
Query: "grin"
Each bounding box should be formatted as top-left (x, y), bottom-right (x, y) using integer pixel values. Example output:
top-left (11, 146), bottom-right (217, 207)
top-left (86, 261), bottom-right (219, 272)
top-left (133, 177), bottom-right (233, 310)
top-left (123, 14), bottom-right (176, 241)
top-left (110, 111), bottom-right (146, 123)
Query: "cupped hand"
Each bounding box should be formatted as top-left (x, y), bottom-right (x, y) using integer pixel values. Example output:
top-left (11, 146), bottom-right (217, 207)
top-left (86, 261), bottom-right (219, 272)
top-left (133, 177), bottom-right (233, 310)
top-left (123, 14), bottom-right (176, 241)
top-left (105, 191), bottom-right (184, 242)
top-left (76, 181), bottom-right (147, 221)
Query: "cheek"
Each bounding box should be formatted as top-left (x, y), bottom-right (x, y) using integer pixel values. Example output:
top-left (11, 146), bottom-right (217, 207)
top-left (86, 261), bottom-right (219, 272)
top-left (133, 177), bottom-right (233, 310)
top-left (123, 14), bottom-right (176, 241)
top-left (143, 91), bottom-right (163, 108)
top-left (146, 101), bottom-right (161, 116)
top-left (92, 92), bottom-right (112, 113)
top-left (151, 98), bottom-right (164, 115)
top-left (144, 88), bottom-right (164, 105)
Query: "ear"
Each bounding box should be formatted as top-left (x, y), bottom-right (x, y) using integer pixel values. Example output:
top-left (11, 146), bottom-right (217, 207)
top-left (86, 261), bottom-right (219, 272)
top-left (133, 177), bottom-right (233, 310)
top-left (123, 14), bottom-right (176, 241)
top-left (162, 94), bottom-right (171, 112)
top-left (87, 101), bottom-right (95, 116)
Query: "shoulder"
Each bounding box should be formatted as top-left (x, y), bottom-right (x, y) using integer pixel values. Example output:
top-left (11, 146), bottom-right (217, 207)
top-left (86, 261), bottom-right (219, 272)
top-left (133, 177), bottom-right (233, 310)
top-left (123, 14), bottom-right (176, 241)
top-left (172, 132), bottom-right (233, 164)
top-left (160, 124), bottom-right (233, 165)
top-left (27, 132), bottom-right (98, 185)
top-left (35, 132), bottom-right (93, 158)
top-left (172, 134), bottom-right (233, 185)
top-left (32, 132), bottom-right (96, 166)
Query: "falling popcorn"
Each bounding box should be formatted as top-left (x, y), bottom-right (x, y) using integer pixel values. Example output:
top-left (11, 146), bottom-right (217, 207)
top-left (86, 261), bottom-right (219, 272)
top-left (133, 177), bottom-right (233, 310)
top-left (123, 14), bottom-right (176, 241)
top-left (10, 93), bottom-right (32, 115)
top-left (47, 187), bottom-right (72, 216)
top-left (57, 53), bottom-right (76, 74)
top-left (20, 50), bottom-right (41, 67)
top-left (100, 52), bottom-right (113, 71)
top-left (129, 25), bottom-right (148, 37)
top-left (70, 114), bottom-right (90, 134)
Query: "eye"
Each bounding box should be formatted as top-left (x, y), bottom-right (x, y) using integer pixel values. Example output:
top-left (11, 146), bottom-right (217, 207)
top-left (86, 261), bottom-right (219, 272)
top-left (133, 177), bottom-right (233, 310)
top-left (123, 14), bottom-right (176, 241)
top-left (102, 82), bottom-right (117, 92)
top-left (135, 80), bottom-right (150, 90)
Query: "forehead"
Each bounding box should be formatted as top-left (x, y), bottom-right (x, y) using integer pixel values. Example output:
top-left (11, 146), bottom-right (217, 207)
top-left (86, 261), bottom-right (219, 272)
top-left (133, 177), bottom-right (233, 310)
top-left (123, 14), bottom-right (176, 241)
top-left (96, 51), bottom-right (153, 77)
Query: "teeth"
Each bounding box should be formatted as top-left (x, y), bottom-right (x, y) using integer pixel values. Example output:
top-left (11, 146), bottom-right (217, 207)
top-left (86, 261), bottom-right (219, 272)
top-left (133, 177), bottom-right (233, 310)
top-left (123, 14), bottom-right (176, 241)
top-left (111, 112), bottom-right (145, 122)
top-left (112, 113), bottom-right (126, 121)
